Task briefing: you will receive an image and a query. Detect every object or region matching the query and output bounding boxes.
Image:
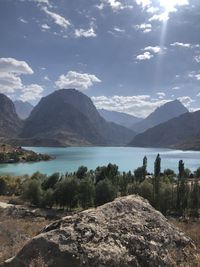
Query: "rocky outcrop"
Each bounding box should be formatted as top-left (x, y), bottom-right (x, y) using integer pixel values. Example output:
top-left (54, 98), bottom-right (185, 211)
top-left (1, 195), bottom-right (197, 267)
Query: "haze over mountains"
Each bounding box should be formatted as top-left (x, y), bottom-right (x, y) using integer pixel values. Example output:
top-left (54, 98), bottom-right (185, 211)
top-left (0, 89), bottom-right (200, 149)
top-left (98, 109), bottom-right (142, 128)
top-left (131, 100), bottom-right (188, 133)
top-left (14, 100), bottom-right (33, 120)
top-left (129, 110), bottom-right (200, 150)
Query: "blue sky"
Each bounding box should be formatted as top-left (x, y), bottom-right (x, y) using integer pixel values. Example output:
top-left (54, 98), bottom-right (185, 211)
top-left (0, 0), bottom-right (200, 117)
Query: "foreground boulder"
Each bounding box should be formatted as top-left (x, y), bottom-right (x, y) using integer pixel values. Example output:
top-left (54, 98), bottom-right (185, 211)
top-left (1, 195), bottom-right (197, 267)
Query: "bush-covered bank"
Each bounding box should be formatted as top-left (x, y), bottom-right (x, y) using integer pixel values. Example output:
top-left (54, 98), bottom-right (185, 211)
top-left (0, 143), bottom-right (53, 163)
top-left (0, 154), bottom-right (200, 217)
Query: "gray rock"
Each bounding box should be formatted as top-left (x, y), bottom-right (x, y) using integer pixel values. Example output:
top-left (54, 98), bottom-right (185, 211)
top-left (1, 195), bottom-right (197, 267)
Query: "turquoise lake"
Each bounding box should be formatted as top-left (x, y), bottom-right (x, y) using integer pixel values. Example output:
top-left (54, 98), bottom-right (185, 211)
top-left (0, 146), bottom-right (200, 176)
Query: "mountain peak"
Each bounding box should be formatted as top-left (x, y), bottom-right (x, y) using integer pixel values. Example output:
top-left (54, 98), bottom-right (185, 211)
top-left (132, 99), bottom-right (188, 133)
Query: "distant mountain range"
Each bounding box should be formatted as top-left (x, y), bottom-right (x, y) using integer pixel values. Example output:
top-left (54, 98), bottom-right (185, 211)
top-left (14, 100), bottom-right (34, 120)
top-left (20, 89), bottom-right (135, 146)
top-left (98, 109), bottom-right (142, 128)
top-left (131, 100), bottom-right (188, 133)
top-left (129, 109), bottom-right (200, 150)
top-left (1, 90), bottom-right (200, 150)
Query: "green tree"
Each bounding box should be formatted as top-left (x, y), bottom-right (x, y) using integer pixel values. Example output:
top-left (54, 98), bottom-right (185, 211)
top-left (134, 167), bottom-right (145, 183)
top-left (154, 154), bottom-right (161, 206)
top-left (22, 179), bottom-right (43, 206)
top-left (178, 160), bottom-right (185, 179)
top-left (139, 179), bottom-right (153, 204)
top-left (54, 177), bottom-right (79, 210)
top-left (76, 166), bottom-right (88, 180)
top-left (79, 177), bottom-right (95, 209)
top-left (42, 189), bottom-right (54, 208)
top-left (42, 172), bottom-right (60, 190)
top-left (95, 179), bottom-right (117, 206)
top-left (0, 177), bottom-right (7, 195)
top-left (189, 179), bottom-right (200, 217)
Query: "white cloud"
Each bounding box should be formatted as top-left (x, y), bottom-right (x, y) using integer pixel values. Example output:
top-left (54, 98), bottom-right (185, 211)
top-left (0, 73), bottom-right (23, 94)
top-left (156, 92), bottom-right (166, 99)
top-left (0, 57), bottom-right (43, 101)
top-left (136, 51), bottom-right (154, 61)
top-left (41, 23), bottom-right (51, 30)
top-left (113, 27), bottom-right (125, 33)
top-left (170, 42), bottom-right (200, 49)
top-left (55, 71), bottom-right (101, 91)
top-left (188, 71), bottom-right (200, 81)
top-left (96, 3), bottom-right (105, 10)
top-left (42, 7), bottom-right (71, 29)
top-left (0, 57), bottom-right (33, 93)
top-left (33, 0), bottom-right (51, 6)
top-left (92, 95), bottom-right (170, 118)
top-left (144, 46), bottom-right (161, 54)
top-left (19, 18), bottom-right (28, 24)
top-left (194, 55), bottom-right (200, 63)
top-left (20, 84), bottom-right (44, 101)
top-left (135, 0), bottom-right (151, 8)
top-left (0, 57), bottom-right (33, 74)
top-left (135, 23), bottom-right (152, 33)
top-left (149, 12), bottom-right (169, 22)
top-left (172, 86), bottom-right (181, 90)
top-left (100, 0), bottom-right (133, 11)
top-left (178, 96), bottom-right (194, 108)
top-left (75, 28), bottom-right (96, 38)
top-left (44, 75), bottom-right (50, 81)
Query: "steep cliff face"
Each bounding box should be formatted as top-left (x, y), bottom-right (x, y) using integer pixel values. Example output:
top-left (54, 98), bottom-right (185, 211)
top-left (0, 94), bottom-right (22, 138)
top-left (2, 195), bottom-right (197, 267)
top-left (21, 89), bottom-right (135, 146)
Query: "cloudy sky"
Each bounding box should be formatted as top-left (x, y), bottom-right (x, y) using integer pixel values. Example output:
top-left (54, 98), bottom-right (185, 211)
top-left (0, 0), bottom-right (200, 117)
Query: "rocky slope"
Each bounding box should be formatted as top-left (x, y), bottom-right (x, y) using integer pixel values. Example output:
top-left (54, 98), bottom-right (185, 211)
top-left (129, 109), bottom-right (200, 149)
top-left (21, 89), bottom-right (135, 146)
top-left (0, 94), bottom-right (22, 138)
top-left (132, 99), bottom-right (188, 133)
top-left (1, 195), bottom-right (197, 267)
top-left (98, 109), bottom-right (142, 128)
top-left (14, 100), bottom-right (33, 120)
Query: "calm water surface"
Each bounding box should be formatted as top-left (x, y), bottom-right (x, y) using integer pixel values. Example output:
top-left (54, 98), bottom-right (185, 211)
top-left (0, 146), bottom-right (200, 176)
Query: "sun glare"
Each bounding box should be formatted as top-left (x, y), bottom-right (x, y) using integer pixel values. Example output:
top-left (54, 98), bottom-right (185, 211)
top-left (158, 0), bottom-right (189, 13)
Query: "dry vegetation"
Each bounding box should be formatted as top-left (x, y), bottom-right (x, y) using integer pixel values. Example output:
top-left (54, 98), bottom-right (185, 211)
top-left (0, 207), bottom-right (50, 262)
top-left (169, 218), bottom-right (200, 266)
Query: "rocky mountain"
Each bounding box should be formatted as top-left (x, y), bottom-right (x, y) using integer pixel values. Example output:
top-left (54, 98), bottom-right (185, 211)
top-left (132, 99), bottom-right (188, 133)
top-left (1, 195), bottom-right (197, 267)
top-left (0, 94), bottom-right (22, 138)
top-left (129, 109), bottom-right (200, 150)
top-left (98, 109), bottom-right (142, 128)
top-left (21, 89), bottom-right (135, 146)
top-left (14, 100), bottom-right (33, 120)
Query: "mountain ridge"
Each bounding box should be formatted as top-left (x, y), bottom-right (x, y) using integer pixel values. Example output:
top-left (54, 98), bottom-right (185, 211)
top-left (131, 99), bottom-right (188, 133)
top-left (98, 108), bottom-right (142, 128)
top-left (129, 109), bottom-right (200, 150)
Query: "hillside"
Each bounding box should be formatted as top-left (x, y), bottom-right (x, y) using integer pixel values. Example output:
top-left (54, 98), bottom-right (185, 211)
top-left (98, 109), bottom-right (142, 128)
top-left (0, 94), bottom-right (22, 138)
top-left (132, 99), bottom-right (188, 133)
top-left (21, 89), bottom-right (135, 146)
top-left (14, 100), bottom-right (33, 120)
top-left (129, 110), bottom-right (200, 149)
